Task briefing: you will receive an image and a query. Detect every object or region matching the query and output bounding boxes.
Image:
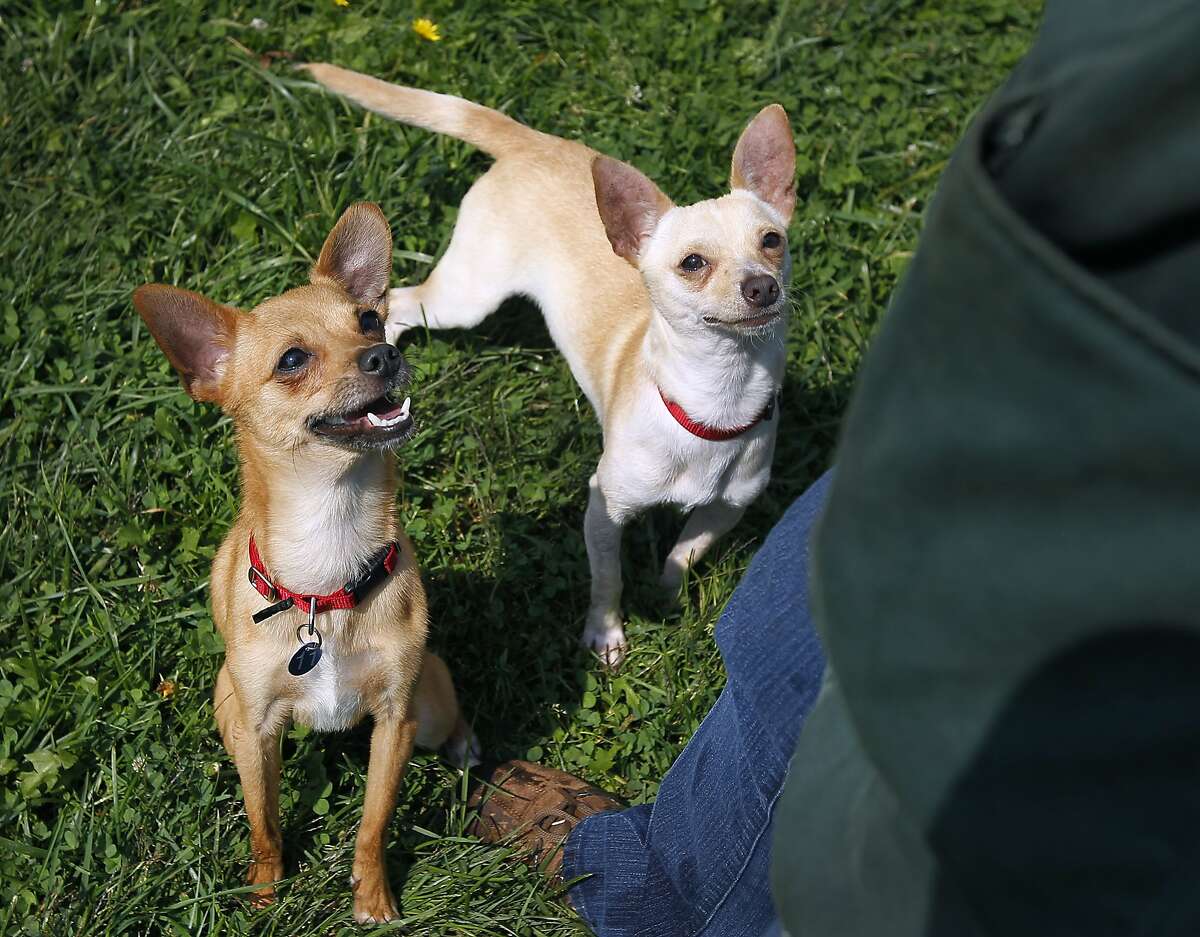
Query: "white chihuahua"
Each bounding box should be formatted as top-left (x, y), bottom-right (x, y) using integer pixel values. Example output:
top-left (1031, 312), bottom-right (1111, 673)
top-left (304, 64), bottom-right (796, 665)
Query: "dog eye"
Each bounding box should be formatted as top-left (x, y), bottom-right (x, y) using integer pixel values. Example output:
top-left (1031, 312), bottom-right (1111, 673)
top-left (762, 232), bottom-right (782, 249)
top-left (358, 309), bottom-right (383, 335)
top-left (679, 254), bottom-right (707, 272)
top-left (277, 348), bottom-right (309, 372)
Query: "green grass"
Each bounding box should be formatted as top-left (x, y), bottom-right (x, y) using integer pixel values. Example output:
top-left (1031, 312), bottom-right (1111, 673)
top-left (0, 1), bottom-right (1041, 933)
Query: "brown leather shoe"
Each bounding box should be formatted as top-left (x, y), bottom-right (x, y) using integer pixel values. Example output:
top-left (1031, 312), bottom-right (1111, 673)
top-left (467, 760), bottom-right (624, 879)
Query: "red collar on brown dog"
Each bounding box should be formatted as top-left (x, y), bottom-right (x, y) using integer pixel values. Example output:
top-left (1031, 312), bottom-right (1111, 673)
top-left (247, 536), bottom-right (399, 623)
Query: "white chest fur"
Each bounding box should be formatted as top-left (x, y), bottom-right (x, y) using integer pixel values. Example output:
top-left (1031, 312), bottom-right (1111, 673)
top-left (289, 631), bottom-right (367, 732)
top-left (260, 457), bottom-right (393, 595)
top-left (242, 454), bottom-right (401, 733)
top-left (602, 383), bottom-right (778, 514)
top-left (600, 316), bottom-right (783, 513)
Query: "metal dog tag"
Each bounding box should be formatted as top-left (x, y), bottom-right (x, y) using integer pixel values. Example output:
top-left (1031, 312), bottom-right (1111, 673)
top-left (288, 642), bottom-right (322, 676)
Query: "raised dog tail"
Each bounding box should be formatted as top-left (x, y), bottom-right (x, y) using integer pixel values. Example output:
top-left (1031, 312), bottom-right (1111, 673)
top-left (300, 63), bottom-right (542, 159)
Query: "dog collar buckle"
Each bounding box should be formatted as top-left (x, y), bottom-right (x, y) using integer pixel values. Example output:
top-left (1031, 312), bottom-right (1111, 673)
top-left (248, 565), bottom-right (277, 598)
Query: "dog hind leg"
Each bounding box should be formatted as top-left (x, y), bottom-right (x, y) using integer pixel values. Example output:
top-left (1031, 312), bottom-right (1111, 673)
top-left (413, 649), bottom-right (481, 768)
top-left (386, 175), bottom-right (522, 343)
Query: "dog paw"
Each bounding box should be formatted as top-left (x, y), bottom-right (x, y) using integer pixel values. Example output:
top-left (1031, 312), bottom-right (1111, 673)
top-left (246, 857), bottom-right (283, 909)
top-left (351, 873), bottom-right (400, 925)
top-left (385, 288), bottom-right (424, 343)
top-left (249, 887), bottom-right (276, 910)
top-left (581, 621), bottom-right (628, 670)
top-left (443, 727), bottom-right (483, 770)
top-left (384, 319), bottom-right (412, 345)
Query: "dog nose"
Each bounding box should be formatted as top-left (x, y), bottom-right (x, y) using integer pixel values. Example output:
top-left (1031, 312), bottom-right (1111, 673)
top-left (358, 342), bottom-right (402, 379)
top-left (741, 274), bottom-right (780, 308)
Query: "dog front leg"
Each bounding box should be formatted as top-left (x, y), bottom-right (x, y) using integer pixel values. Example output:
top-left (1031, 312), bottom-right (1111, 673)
top-left (214, 664), bottom-right (284, 907)
top-left (660, 500), bottom-right (747, 594)
top-left (583, 475), bottom-right (629, 667)
top-left (351, 711), bottom-right (418, 924)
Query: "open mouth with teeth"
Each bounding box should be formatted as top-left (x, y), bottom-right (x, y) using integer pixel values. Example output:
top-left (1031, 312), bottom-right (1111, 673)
top-left (309, 394), bottom-right (415, 449)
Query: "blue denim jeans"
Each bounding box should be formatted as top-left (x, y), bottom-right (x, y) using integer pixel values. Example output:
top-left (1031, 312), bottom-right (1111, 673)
top-left (561, 473), bottom-right (831, 937)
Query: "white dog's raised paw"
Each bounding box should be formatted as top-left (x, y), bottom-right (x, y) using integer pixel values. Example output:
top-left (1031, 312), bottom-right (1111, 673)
top-left (385, 287), bottom-right (426, 344)
top-left (384, 320), bottom-right (412, 346)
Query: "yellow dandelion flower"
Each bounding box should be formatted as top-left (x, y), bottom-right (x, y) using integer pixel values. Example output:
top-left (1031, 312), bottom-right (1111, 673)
top-left (412, 17), bottom-right (442, 41)
top-left (334, 0), bottom-right (349, 6)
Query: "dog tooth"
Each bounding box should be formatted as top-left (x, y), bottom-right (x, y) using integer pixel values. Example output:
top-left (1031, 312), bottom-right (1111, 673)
top-left (365, 398), bottom-right (411, 429)
top-left (367, 412), bottom-right (401, 428)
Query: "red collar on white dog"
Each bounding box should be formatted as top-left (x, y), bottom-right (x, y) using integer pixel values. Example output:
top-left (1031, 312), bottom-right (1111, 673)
top-left (247, 535), bottom-right (399, 623)
top-left (658, 388), bottom-right (777, 441)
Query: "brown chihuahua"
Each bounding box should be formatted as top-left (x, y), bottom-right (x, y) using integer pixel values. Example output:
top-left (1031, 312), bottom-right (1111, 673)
top-left (133, 203), bottom-right (478, 924)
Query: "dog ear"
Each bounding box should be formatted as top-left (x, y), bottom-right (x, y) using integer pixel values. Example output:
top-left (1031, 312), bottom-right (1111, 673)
top-left (591, 156), bottom-right (674, 265)
top-left (731, 104), bottom-right (796, 223)
top-left (311, 202), bottom-right (393, 304)
top-left (133, 284), bottom-right (238, 403)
